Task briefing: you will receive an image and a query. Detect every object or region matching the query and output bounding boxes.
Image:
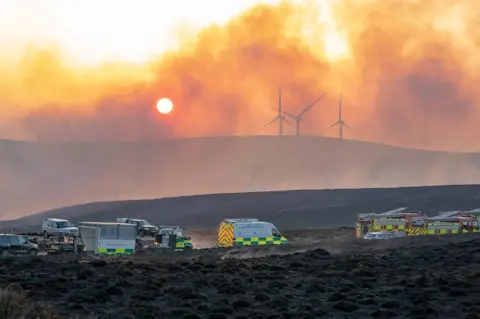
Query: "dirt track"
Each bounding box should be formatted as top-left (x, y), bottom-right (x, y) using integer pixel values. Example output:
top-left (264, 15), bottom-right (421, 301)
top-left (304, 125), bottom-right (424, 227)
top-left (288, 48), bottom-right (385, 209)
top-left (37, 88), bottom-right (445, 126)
top-left (3, 228), bottom-right (480, 318)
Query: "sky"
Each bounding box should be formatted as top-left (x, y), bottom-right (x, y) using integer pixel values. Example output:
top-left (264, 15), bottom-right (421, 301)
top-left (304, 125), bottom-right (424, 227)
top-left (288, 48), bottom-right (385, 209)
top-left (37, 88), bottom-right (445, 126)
top-left (0, 0), bottom-right (479, 151)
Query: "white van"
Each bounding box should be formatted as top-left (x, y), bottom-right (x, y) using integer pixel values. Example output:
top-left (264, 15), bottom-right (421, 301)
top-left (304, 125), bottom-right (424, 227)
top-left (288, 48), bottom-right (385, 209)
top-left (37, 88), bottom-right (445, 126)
top-left (217, 218), bottom-right (287, 247)
top-left (78, 222), bottom-right (136, 255)
top-left (41, 218), bottom-right (78, 238)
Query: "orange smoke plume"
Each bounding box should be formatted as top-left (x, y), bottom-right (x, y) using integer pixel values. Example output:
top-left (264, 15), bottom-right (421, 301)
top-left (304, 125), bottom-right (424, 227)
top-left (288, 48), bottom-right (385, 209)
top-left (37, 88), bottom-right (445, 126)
top-left (1, 0), bottom-right (480, 151)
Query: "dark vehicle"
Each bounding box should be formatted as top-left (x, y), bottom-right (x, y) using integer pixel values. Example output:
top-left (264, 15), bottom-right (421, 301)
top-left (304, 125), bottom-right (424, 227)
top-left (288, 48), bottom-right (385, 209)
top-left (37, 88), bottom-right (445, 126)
top-left (116, 218), bottom-right (158, 237)
top-left (0, 234), bottom-right (38, 256)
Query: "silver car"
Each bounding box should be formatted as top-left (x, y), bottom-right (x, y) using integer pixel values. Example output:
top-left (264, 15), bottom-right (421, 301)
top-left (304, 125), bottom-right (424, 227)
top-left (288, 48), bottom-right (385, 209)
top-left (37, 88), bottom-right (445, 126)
top-left (363, 232), bottom-right (396, 240)
top-left (41, 218), bottom-right (78, 238)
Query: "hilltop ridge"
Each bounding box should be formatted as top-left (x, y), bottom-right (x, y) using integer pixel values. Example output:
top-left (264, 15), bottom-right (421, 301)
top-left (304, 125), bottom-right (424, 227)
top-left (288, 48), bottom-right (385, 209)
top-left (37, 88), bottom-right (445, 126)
top-left (0, 135), bottom-right (479, 220)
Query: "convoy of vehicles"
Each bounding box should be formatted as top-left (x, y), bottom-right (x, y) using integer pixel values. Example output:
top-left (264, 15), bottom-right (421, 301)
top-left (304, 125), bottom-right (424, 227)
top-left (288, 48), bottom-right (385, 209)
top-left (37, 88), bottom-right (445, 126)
top-left (217, 218), bottom-right (287, 247)
top-left (6, 206), bottom-right (480, 258)
top-left (356, 207), bottom-right (480, 240)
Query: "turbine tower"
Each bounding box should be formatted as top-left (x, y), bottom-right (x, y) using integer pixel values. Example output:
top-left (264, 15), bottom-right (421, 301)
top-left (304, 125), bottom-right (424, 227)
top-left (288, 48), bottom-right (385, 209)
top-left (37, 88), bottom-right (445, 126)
top-left (326, 93), bottom-right (351, 140)
top-left (264, 86), bottom-right (291, 136)
top-left (281, 93), bottom-right (326, 136)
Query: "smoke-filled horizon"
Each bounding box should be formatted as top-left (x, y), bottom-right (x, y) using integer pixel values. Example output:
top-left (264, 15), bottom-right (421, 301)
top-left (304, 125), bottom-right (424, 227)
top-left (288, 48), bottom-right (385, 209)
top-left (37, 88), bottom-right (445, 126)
top-left (1, 0), bottom-right (480, 151)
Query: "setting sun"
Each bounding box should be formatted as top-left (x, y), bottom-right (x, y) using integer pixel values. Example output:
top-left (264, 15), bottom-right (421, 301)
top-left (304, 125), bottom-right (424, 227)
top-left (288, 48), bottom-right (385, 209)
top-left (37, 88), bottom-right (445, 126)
top-left (156, 98), bottom-right (174, 114)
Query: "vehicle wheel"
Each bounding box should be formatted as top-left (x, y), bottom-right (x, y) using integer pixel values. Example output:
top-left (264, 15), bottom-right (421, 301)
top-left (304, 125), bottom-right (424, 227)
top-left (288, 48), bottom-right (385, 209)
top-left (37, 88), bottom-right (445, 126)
top-left (1, 250), bottom-right (10, 257)
top-left (29, 249), bottom-right (38, 256)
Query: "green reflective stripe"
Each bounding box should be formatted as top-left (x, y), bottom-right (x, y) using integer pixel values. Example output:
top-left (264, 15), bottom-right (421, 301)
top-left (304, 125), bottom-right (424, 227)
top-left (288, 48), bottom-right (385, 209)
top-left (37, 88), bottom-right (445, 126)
top-left (97, 248), bottom-right (134, 255)
top-left (235, 236), bottom-right (287, 246)
top-left (175, 239), bottom-right (193, 249)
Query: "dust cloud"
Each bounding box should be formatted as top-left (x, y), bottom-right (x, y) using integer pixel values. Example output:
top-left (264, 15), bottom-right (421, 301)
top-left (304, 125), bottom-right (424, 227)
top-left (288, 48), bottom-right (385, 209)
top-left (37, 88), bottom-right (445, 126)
top-left (1, 0), bottom-right (479, 151)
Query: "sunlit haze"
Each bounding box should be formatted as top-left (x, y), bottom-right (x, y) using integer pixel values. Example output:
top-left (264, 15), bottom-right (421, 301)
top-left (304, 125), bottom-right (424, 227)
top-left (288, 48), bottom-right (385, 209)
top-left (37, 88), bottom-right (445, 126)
top-left (1, 0), bottom-right (479, 151)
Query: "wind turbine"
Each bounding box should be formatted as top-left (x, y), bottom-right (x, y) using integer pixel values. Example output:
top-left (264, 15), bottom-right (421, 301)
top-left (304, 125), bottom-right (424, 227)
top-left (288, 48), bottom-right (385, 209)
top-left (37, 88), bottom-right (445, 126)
top-left (279, 93), bottom-right (326, 136)
top-left (325, 93), bottom-right (351, 140)
top-left (264, 86), bottom-right (291, 136)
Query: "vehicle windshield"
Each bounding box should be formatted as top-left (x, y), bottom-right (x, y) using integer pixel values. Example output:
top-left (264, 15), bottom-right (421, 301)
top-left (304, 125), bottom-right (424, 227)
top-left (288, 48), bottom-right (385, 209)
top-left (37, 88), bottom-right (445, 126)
top-left (138, 220), bottom-right (149, 226)
top-left (57, 221), bottom-right (73, 228)
top-left (364, 233), bottom-right (377, 239)
top-left (272, 228), bottom-right (281, 237)
top-left (11, 236), bottom-right (28, 245)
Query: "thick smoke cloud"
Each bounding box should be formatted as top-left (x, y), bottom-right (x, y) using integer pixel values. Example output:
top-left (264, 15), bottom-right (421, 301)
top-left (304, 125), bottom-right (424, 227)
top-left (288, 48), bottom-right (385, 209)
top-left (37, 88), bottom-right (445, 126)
top-left (2, 0), bottom-right (480, 151)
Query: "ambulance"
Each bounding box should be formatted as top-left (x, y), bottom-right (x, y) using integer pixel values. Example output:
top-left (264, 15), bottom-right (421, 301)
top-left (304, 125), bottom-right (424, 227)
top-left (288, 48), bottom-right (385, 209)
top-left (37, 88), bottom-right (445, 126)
top-left (217, 218), bottom-right (287, 247)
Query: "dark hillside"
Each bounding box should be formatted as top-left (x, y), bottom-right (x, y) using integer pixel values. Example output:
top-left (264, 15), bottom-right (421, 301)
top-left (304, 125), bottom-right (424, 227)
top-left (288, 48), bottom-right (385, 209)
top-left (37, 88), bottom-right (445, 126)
top-left (2, 184), bottom-right (479, 233)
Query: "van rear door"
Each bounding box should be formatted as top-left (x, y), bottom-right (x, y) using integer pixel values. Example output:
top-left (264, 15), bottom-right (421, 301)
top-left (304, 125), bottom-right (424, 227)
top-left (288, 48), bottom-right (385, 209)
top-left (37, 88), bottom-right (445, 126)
top-left (218, 222), bottom-right (234, 247)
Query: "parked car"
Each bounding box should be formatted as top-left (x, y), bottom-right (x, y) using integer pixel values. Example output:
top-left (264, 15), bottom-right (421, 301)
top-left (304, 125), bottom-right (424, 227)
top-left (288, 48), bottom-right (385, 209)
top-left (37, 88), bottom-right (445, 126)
top-left (0, 234), bottom-right (38, 256)
top-left (363, 232), bottom-right (396, 240)
top-left (41, 218), bottom-right (78, 238)
top-left (116, 218), bottom-right (158, 237)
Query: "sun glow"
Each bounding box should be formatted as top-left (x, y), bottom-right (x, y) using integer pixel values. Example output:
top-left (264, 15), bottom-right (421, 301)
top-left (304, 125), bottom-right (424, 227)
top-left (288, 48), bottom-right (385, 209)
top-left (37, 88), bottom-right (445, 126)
top-left (156, 98), bottom-right (174, 114)
top-left (316, 0), bottom-right (350, 61)
top-left (324, 28), bottom-right (349, 60)
top-left (2, 0), bottom-right (283, 66)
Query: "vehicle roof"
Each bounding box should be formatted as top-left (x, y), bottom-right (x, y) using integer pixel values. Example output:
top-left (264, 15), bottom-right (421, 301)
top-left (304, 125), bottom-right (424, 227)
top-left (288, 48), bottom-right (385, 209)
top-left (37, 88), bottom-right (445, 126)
top-left (428, 216), bottom-right (476, 221)
top-left (43, 218), bottom-right (69, 222)
top-left (358, 212), bottom-right (425, 219)
top-left (78, 221), bottom-right (135, 226)
top-left (223, 220), bottom-right (271, 225)
top-left (238, 222), bottom-right (271, 227)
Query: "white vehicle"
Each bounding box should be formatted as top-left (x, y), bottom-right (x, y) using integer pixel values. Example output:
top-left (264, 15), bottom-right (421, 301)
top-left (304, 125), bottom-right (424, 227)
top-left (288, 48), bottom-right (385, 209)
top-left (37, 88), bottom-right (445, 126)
top-left (217, 218), bottom-right (287, 247)
top-left (363, 232), bottom-right (396, 240)
top-left (41, 218), bottom-right (78, 239)
top-left (78, 222), bottom-right (136, 255)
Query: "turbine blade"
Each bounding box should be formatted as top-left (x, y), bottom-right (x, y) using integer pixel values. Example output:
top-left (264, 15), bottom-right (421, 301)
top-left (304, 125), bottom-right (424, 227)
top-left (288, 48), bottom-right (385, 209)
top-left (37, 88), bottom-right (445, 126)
top-left (278, 86), bottom-right (282, 113)
top-left (270, 105), bottom-right (296, 119)
top-left (282, 110), bottom-right (297, 119)
top-left (267, 106), bottom-right (278, 112)
top-left (324, 122), bottom-right (338, 131)
top-left (282, 116), bottom-right (294, 126)
top-left (264, 117), bottom-right (279, 127)
top-left (344, 123), bottom-right (352, 129)
top-left (298, 93), bottom-right (327, 117)
top-left (339, 93), bottom-right (342, 120)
